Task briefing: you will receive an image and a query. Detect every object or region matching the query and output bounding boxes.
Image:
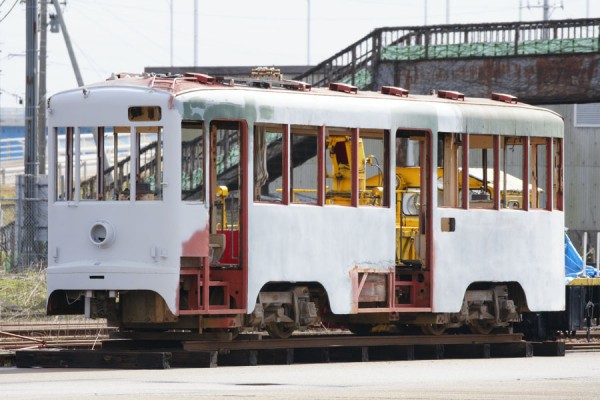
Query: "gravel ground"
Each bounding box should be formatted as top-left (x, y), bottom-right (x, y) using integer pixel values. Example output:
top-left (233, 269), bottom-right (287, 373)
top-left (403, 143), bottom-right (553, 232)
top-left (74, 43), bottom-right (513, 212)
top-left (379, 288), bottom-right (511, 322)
top-left (1, 351), bottom-right (600, 399)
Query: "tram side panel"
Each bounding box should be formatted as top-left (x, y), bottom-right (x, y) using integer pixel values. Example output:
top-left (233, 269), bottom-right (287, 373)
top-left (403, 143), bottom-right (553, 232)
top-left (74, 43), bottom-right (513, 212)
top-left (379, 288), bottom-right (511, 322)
top-left (433, 207), bottom-right (565, 313)
top-left (247, 204), bottom-right (396, 315)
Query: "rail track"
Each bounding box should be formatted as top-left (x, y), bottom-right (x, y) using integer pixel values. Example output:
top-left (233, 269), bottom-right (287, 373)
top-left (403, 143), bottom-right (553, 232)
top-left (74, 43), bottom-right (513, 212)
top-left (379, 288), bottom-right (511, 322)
top-left (0, 321), bottom-right (591, 368)
top-left (2, 321), bottom-right (595, 349)
top-left (0, 321), bottom-right (116, 350)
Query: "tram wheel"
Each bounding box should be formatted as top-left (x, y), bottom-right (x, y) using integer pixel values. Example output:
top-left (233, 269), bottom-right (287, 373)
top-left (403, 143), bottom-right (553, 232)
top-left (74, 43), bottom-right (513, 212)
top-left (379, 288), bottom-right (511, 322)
top-left (468, 320), bottom-right (495, 335)
top-left (420, 324), bottom-right (447, 336)
top-left (266, 322), bottom-right (296, 339)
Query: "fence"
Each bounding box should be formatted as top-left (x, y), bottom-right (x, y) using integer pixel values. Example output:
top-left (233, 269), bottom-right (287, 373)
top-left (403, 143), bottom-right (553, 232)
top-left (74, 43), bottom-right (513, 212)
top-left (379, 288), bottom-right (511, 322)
top-left (0, 175), bottom-right (48, 272)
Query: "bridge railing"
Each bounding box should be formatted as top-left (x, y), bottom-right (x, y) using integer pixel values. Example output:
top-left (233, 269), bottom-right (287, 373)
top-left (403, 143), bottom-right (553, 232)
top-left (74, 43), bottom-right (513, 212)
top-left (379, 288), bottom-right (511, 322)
top-left (295, 18), bottom-right (600, 90)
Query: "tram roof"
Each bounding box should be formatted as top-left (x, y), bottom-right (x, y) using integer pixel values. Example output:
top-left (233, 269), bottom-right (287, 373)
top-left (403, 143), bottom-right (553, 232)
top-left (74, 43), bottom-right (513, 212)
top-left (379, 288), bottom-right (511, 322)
top-left (52, 72), bottom-right (564, 138)
top-left (88, 72), bottom-right (553, 108)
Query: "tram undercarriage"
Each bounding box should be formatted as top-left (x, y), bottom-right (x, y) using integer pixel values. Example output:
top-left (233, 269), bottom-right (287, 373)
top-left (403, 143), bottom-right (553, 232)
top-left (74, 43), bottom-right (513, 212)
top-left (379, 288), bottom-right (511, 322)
top-left (54, 282), bottom-right (523, 339)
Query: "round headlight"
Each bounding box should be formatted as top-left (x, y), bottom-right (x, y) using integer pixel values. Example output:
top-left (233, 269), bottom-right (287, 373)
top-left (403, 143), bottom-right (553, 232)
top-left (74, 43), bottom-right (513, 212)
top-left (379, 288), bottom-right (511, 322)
top-left (90, 220), bottom-right (115, 247)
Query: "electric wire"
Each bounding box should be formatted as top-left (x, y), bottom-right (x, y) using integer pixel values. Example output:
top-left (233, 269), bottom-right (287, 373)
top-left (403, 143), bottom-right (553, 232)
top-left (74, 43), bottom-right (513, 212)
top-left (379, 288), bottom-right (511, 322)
top-left (0, 0), bottom-right (19, 25)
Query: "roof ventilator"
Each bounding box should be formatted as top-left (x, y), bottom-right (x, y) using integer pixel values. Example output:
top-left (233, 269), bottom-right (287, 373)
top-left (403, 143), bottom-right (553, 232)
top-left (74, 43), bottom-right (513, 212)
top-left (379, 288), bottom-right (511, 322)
top-left (381, 86), bottom-right (409, 97)
top-left (437, 90), bottom-right (464, 101)
top-left (215, 76), bottom-right (235, 86)
top-left (185, 72), bottom-right (216, 85)
top-left (248, 80), bottom-right (272, 89)
top-left (329, 82), bottom-right (358, 94)
top-left (491, 92), bottom-right (518, 104)
top-left (281, 81), bottom-right (312, 91)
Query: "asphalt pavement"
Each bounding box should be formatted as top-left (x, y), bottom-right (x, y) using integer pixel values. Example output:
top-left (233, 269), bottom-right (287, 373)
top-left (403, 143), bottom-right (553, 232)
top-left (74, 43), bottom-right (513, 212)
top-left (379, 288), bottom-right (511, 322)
top-left (1, 351), bottom-right (599, 399)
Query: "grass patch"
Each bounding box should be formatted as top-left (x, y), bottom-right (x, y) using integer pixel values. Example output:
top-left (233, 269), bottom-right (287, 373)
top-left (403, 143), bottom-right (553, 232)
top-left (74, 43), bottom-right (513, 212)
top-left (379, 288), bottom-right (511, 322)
top-left (0, 267), bottom-right (47, 320)
top-left (0, 185), bottom-right (15, 199)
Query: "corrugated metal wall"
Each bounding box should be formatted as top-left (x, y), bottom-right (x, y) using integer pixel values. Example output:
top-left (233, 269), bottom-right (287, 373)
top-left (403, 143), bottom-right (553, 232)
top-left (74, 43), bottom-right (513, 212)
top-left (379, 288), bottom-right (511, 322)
top-left (544, 103), bottom-right (600, 251)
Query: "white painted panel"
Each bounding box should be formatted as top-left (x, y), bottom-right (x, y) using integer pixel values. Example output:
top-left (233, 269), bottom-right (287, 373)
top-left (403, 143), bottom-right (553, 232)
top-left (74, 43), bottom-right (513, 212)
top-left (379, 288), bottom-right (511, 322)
top-left (433, 208), bottom-right (565, 312)
top-left (247, 204), bottom-right (396, 314)
top-left (47, 86), bottom-right (210, 314)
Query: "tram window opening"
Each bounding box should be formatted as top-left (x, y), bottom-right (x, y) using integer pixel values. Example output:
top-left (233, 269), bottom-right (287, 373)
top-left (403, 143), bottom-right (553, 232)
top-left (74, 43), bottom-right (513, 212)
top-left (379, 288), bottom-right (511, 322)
top-left (136, 126), bottom-right (163, 201)
top-left (103, 126), bottom-right (133, 201)
top-left (128, 106), bottom-right (161, 122)
top-left (396, 133), bottom-right (421, 167)
top-left (98, 127), bottom-right (118, 201)
top-left (181, 121), bottom-right (204, 202)
top-left (395, 130), bottom-right (427, 212)
top-left (54, 127), bottom-right (75, 201)
top-left (530, 137), bottom-right (548, 209)
top-left (395, 129), bottom-right (429, 265)
top-left (361, 129), bottom-right (389, 207)
top-left (501, 137), bottom-right (525, 210)
top-left (211, 122), bottom-right (241, 229)
top-left (79, 127), bottom-right (99, 200)
top-left (468, 135), bottom-right (496, 209)
top-left (290, 125), bottom-right (318, 205)
top-left (438, 132), bottom-right (463, 208)
top-left (553, 138), bottom-right (564, 210)
top-left (254, 124), bottom-right (284, 203)
top-left (325, 127), bottom-right (355, 206)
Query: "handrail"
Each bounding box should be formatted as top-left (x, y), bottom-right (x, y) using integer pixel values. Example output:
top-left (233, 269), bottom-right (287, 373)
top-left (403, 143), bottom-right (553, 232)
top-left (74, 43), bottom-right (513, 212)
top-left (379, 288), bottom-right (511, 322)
top-left (294, 18), bottom-right (600, 90)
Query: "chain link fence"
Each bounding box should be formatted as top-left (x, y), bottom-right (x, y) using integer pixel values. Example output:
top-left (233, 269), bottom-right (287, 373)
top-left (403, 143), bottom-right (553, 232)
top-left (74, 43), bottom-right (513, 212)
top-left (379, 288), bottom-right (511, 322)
top-left (0, 174), bottom-right (48, 272)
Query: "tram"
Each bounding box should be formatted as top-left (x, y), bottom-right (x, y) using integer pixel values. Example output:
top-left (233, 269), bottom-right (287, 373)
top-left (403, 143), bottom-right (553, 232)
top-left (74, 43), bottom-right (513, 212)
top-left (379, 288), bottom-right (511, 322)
top-left (45, 71), bottom-right (564, 338)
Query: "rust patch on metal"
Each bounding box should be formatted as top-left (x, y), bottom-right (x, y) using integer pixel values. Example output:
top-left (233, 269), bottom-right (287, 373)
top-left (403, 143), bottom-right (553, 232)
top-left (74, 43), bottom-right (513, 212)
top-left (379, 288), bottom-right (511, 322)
top-left (388, 53), bottom-right (600, 104)
top-left (182, 227), bottom-right (209, 257)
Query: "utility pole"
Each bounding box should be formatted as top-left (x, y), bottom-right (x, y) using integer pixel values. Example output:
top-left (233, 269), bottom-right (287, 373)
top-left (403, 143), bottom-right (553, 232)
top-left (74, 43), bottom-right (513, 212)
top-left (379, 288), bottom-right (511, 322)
top-left (526, 0), bottom-right (563, 21)
top-left (307, 0), bottom-right (311, 65)
top-left (38, 0), bottom-right (48, 175)
top-left (194, 0), bottom-right (198, 67)
top-left (52, 0), bottom-right (83, 87)
top-left (586, 0), bottom-right (590, 18)
top-left (24, 0), bottom-right (38, 266)
top-left (170, 0), bottom-right (174, 66)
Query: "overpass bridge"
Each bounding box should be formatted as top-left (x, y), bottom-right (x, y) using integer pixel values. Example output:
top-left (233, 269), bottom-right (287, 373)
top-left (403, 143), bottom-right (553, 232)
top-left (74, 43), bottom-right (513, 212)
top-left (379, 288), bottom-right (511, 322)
top-left (294, 18), bottom-right (600, 105)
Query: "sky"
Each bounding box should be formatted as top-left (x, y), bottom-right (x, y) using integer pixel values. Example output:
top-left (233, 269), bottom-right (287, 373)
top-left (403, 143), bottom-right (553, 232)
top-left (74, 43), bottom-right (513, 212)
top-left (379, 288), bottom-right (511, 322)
top-left (0, 0), bottom-right (598, 108)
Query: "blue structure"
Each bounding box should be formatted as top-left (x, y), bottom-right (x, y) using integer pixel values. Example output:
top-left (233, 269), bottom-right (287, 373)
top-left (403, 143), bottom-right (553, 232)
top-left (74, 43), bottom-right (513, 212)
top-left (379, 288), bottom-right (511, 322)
top-left (565, 232), bottom-right (597, 282)
top-left (0, 107), bottom-right (26, 161)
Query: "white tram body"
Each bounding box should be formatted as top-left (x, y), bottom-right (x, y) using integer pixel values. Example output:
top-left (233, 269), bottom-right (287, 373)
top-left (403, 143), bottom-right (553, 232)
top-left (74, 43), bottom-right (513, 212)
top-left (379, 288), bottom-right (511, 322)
top-left (46, 73), bottom-right (564, 336)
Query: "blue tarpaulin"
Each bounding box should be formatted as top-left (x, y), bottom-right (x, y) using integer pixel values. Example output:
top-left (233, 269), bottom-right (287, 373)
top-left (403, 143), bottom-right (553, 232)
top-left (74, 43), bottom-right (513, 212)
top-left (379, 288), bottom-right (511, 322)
top-left (565, 232), bottom-right (598, 283)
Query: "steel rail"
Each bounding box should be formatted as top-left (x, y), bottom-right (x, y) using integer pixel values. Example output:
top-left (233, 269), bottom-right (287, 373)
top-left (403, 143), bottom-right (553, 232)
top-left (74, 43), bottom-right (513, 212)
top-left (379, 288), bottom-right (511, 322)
top-left (183, 333), bottom-right (523, 352)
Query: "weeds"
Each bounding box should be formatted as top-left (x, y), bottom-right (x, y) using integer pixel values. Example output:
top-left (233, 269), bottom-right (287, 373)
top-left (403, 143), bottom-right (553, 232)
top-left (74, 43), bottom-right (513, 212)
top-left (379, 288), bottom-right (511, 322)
top-left (0, 266), bottom-right (47, 321)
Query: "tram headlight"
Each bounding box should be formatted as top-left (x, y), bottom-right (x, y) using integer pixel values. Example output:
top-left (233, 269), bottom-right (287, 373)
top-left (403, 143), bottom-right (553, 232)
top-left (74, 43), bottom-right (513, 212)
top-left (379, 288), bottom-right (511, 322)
top-left (90, 220), bottom-right (115, 247)
top-left (402, 192), bottom-right (421, 216)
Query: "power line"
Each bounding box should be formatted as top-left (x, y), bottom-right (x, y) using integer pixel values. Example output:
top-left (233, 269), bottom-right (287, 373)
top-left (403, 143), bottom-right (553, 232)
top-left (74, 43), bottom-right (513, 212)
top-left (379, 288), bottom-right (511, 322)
top-left (0, 0), bottom-right (20, 25)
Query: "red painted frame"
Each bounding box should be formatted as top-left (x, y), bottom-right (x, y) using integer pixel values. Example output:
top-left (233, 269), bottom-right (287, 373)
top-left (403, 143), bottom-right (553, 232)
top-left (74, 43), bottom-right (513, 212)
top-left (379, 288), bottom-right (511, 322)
top-left (461, 133), bottom-right (470, 209)
top-left (177, 119), bottom-right (248, 318)
top-left (522, 136), bottom-right (530, 211)
top-left (351, 129), bottom-right (434, 313)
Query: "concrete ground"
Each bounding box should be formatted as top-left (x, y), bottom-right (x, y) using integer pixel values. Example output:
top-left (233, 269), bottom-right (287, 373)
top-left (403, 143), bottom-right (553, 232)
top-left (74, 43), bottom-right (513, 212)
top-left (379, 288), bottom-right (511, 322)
top-left (1, 351), bottom-right (600, 399)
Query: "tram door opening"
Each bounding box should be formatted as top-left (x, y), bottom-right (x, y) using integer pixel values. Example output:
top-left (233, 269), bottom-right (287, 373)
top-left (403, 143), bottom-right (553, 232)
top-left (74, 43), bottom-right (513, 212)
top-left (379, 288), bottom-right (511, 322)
top-left (209, 121), bottom-right (243, 267)
top-left (395, 130), bottom-right (430, 268)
